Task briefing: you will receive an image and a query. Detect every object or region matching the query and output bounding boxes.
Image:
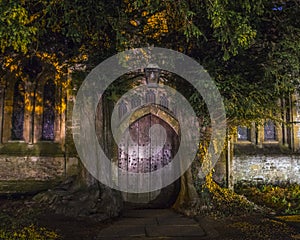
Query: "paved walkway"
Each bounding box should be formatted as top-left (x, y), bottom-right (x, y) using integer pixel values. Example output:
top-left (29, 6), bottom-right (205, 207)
top-left (96, 209), bottom-right (218, 239)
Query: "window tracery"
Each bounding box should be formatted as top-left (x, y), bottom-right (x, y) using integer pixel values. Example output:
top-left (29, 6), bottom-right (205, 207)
top-left (11, 80), bottom-right (25, 140)
top-left (42, 80), bottom-right (56, 140)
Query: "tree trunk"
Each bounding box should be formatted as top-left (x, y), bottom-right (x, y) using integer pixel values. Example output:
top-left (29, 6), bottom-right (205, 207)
top-left (173, 166), bottom-right (200, 214)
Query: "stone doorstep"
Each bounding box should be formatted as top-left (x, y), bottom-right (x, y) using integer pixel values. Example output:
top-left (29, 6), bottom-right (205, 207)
top-left (96, 225), bottom-right (146, 238)
top-left (156, 216), bottom-right (199, 226)
top-left (96, 208), bottom-right (223, 239)
top-left (96, 224), bottom-right (208, 239)
top-left (145, 225), bottom-right (206, 237)
top-left (95, 210), bottom-right (220, 239)
top-left (122, 209), bottom-right (178, 218)
top-left (115, 217), bottom-right (158, 225)
top-left (115, 216), bottom-right (199, 226)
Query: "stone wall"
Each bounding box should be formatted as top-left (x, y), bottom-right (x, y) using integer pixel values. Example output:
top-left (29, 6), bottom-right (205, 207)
top-left (233, 155), bottom-right (300, 185)
top-left (0, 156), bottom-right (78, 181)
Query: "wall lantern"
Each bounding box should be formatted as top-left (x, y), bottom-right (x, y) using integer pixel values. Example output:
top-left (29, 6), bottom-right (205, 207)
top-left (144, 64), bottom-right (161, 87)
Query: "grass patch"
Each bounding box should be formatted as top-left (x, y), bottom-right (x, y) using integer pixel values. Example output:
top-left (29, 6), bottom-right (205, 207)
top-left (0, 225), bottom-right (60, 240)
top-left (192, 173), bottom-right (261, 217)
top-left (236, 184), bottom-right (300, 214)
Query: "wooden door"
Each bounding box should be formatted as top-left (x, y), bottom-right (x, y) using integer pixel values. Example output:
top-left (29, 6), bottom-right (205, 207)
top-left (118, 114), bottom-right (180, 208)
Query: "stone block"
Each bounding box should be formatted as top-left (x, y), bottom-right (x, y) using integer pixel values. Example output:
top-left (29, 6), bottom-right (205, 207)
top-left (145, 225), bottom-right (205, 237)
top-left (234, 155), bottom-right (300, 185)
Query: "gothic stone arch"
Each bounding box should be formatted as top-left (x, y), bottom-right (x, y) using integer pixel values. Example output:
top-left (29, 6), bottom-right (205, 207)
top-left (117, 105), bottom-right (181, 208)
top-left (1, 64), bottom-right (65, 144)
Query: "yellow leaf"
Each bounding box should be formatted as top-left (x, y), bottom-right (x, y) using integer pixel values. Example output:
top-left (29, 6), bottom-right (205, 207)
top-left (130, 19), bottom-right (139, 27)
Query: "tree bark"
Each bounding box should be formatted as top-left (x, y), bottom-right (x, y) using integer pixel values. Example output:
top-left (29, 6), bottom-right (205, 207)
top-left (173, 166), bottom-right (200, 213)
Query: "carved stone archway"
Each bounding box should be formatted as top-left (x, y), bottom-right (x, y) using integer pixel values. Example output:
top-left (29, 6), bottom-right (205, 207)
top-left (117, 105), bottom-right (181, 208)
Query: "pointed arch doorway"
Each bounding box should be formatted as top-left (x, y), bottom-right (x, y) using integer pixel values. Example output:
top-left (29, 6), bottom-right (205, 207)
top-left (118, 106), bottom-right (181, 209)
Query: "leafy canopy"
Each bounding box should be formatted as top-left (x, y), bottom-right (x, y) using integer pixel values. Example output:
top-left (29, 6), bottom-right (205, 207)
top-left (0, 0), bottom-right (299, 126)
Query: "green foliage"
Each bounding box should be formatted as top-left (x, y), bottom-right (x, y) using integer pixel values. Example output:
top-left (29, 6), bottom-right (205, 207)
top-left (0, 225), bottom-right (60, 240)
top-left (205, 0), bottom-right (264, 59)
top-left (265, 34), bottom-right (300, 95)
top-left (0, 0), bottom-right (37, 53)
top-left (236, 184), bottom-right (300, 214)
top-left (0, 0), bottom-right (299, 128)
top-left (193, 172), bottom-right (258, 216)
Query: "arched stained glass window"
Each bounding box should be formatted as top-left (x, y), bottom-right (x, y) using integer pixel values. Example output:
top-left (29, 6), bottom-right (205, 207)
top-left (237, 126), bottom-right (251, 141)
top-left (131, 95), bottom-right (141, 109)
top-left (42, 80), bottom-right (56, 140)
top-left (11, 80), bottom-right (25, 140)
top-left (146, 90), bottom-right (155, 103)
top-left (118, 100), bottom-right (127, 119)
top-left (160, 94), bottom-right (168, 108)
top-left (264, 120), bottom-right (277, 141)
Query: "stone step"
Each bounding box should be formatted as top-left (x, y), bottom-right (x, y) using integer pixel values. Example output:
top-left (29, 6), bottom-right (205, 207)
top-left (122, 208), bottom-right (177, 218)
top-left (115, 217), bottom-right (157, 225)
top-left (157, 216), bottom-right (199, 225)
top-left (96, 209), bottom-right (210, 239)
top-left (145, 224), bottom-right (206, 237)
top-left (96, 225), bottom-right (146, 238)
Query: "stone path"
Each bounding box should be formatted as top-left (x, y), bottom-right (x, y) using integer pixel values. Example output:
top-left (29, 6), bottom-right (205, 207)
top-left (96, 209), bottom-right (218, 239)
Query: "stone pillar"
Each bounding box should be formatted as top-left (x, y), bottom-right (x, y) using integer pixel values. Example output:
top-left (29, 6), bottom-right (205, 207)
top-left (250, 122), bottom-right (256, 144)
top-left (51, 79), bottom-right (61, 143)
top-left (257, 124), bottom-right (264, 148)
top-left (2, 80), bottom-right (13, 143)
top-left (59, 80), bottom-right (67, 146)
top-left (281, 98), bottom-right (288, 146)
top-left (226, 137), bottom-right (234, 190)
top-left (64, 68), bottom-right (79, 177)
top-left (33, 80), bottom-right (43, 143)
top-left (0, 81), bottom-right (6, 144)
top-left (276, 121), bottom-right (283, 144)
top-left (292, 93), bottom-right (300, 152)
top-left (24, 81), bottom-right (35, 144)
top-left (290, 94), bottom-right (296, 151)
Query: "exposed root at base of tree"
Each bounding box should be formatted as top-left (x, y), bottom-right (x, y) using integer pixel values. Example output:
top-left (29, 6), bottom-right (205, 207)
top-left (175, 173), bottom-right (271, 217)
top-left (32, 176), bottom-right (123, 221)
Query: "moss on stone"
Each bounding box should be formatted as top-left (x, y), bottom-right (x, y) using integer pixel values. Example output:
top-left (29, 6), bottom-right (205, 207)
top-left (0, 142), bottom-right (63, 157)
top-left (276, 215), bottom-right (300, 222)
top-left (234, 143), bottom-right (295, 156)
top-left (0, 180), bottom-right (61, 196)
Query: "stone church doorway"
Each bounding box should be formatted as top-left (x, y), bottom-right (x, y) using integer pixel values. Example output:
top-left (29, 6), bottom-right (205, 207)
top-left (118, 112), bottom-right (181, 209)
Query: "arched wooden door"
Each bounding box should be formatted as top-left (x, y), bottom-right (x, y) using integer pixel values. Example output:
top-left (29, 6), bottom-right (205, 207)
top-left (118, 113), bottom-right (180, 208)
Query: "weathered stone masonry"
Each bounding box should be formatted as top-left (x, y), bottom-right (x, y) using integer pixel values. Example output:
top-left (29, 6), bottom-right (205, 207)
top-left (233, 155), bottom-right (300, 185)
top-left (1, 63), bottom-right (300, 191)
top-left (0, 65), bottom-right (79, 190)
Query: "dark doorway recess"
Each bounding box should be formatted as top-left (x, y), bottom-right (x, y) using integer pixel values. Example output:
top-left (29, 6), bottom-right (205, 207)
top-left (118, 114), bottom-right (181, 209)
